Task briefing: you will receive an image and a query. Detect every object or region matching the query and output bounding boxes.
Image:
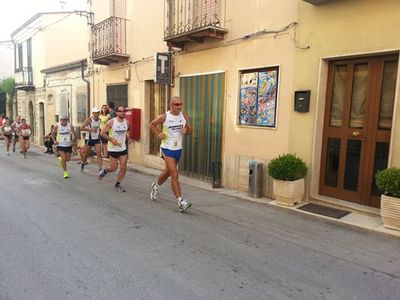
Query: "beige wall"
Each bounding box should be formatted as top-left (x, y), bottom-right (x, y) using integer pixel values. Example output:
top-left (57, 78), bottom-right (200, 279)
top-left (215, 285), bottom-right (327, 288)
top-left (91, 0), bottom-right (299, 194)
top-left (44, 15), bottom-right (88, 68)
top-left (292, 0), bottom-right (400, 197)
top-left (170, 0), bottom-right (298, 192)
top-left (91, 0), bottom-right (167, 166)
top-left (13, 13), bottom-right (90, 145)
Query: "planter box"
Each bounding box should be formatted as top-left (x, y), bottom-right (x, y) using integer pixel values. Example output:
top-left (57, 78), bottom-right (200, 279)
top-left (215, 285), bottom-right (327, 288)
top-left (381, 194), bottom-right (400, 231)
top-left (273, 178), bottom-right (304, 207)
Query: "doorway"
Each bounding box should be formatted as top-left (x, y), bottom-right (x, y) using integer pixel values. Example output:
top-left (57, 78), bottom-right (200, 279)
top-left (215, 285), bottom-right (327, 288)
top-left (320, 55), bottom-right (398, 208)
top-left (179, 72), bottom-right (225, 180)
top-left (39, 102), bottom-right (45, 142)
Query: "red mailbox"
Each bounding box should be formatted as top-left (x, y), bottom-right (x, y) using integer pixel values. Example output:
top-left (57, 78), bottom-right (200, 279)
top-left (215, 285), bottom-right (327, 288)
top-left (125, 108), bottom-right (141, 140)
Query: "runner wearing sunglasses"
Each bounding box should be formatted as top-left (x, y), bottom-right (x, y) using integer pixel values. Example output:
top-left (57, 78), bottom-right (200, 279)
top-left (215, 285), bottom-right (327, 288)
top-left (149, 96), bottom-right (193, 212)
top-left (98, 105), bottom-right (132, 192)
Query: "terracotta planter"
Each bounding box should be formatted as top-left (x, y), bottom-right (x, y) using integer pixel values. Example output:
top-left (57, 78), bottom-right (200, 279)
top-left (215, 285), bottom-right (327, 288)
top-left (381, 194), bottom-right (400, 231)
top-left (272, 178), bottom-right (304, 207)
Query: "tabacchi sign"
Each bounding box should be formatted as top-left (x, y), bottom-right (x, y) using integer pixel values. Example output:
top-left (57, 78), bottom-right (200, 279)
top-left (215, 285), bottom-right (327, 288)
top-left (155, 52), bottom-right (171, 85)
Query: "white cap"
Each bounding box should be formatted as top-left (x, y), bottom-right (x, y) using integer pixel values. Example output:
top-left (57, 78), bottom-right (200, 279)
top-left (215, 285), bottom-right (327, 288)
top-left (92, 107), bottom-right (101, 113)
top-left (60, 115), bottom-right (69, 120)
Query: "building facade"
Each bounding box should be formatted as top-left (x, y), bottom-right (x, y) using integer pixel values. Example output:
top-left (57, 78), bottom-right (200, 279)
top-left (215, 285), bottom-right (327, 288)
top-left (12, 12), bottom-right (90, 144)
top-left (293, 0), bottom-right (400, 212)
top-left (17, 0), bottom-right (400, 216)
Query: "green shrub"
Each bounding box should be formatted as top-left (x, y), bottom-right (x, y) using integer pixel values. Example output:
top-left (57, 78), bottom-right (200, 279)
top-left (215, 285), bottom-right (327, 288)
top-left (268, 153), bottom-right (307, 181)
top-left (375, 167), bottom-right (400, 198)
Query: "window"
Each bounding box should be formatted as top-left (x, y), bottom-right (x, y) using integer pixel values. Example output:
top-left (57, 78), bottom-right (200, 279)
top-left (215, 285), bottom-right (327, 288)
top-left (106, 84), bottom-right (128, 108)
top-left (15, 43), bottom-right (23, 71)
top-left (111, 0), bottom-right (125, 18)
top-left (76, 93), bottom-right (87, 123)
top-left (239, 67), bottom-right (279, 127)
top-left (56, 91), bottom-right (69, 121)
top-left (26, 38), bottom-right (32, 68)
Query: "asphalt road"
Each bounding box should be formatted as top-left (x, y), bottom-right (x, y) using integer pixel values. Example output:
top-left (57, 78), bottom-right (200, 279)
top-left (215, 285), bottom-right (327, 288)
top-left (1, 145), bottom-right (400, 300)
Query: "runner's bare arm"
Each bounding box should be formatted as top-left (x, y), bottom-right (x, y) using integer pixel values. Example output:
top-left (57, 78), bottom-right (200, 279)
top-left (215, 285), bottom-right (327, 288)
top-left (80, 117), bottom-right (92, 132)
top-left (71, 125), bottom-right (77, 141)
top-left (149, 113), bottom-right (166, 139)
top-left (51, 125), bottom-right (58, 144)
top-left (126, 120), bottom-right (133, 144)
top-left (100, 119), bottom-right (112, 139)
top-left (181, 113), bottom-right (193, 135)
top-left (100, 119), bottom-right (119, 146)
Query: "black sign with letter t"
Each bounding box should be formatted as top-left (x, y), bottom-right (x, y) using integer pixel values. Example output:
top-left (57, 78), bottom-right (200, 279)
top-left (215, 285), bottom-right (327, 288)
top-left (155, 52), bottom-right (171, 85)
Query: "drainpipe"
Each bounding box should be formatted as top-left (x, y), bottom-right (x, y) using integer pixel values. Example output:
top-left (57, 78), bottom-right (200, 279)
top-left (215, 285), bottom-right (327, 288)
top-left (167, 46), bottom-right (172, 104)
top-left (81, 59), bottom-right (90, 114)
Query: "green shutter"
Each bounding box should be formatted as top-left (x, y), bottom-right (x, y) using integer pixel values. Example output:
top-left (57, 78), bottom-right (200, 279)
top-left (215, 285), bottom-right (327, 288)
top-left (180, 72), bottom-right (225, 179)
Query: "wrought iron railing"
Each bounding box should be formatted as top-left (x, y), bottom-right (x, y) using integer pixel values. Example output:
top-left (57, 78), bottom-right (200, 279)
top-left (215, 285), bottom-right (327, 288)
top-left (164, 0), bottom-right (224, 39)
top-left (91, 16), bottom-right (127, 59)
top-left (15, 67), bottom-right (33, 87)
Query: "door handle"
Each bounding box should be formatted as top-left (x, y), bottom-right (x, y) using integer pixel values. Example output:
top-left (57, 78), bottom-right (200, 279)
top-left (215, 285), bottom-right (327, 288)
top-left (352, 131), bottom-right (360, 137)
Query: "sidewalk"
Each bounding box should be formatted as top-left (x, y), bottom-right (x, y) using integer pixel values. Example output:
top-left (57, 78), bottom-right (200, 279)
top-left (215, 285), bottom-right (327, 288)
top-left (29, 143), bottom-right (400, 238)
top-left (124, 160), bottom-right (400, 239)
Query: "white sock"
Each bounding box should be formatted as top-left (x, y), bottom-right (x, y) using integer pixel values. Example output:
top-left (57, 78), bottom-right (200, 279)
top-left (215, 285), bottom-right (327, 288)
top-left (177, 197), bottom-right (182, 202)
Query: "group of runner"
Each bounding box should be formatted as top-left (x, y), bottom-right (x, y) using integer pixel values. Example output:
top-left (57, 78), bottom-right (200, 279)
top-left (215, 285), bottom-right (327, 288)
top-left (1, 97), bottom-right (193, 212)
top-left (1, 115), bottom-right (32, 158)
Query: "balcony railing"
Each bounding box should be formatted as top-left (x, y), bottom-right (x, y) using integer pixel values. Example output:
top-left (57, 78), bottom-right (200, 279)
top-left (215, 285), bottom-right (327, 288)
top-left (91, 16), bottom-right (129, 65)
top-left (164, 0), bottom-right (228, 48)
top-left (15, 67), bottom-right (34, 90)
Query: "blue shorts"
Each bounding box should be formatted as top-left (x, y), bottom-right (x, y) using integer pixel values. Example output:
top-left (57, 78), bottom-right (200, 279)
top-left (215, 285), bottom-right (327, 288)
top-left (161, 148), bottom-right (182, 161)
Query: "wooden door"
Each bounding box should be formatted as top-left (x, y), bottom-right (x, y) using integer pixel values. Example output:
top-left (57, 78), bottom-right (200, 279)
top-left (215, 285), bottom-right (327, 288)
top-left (320, 55), bottom-right (398, 208)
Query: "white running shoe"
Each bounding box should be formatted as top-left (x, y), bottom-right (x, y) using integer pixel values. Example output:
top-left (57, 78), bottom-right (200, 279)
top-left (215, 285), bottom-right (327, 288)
top-left (150, 182), bottom-right (159, 201)
top-left (114, 184), bottom-right (126, 192)
top-left (98, 168), bottom-right (108, 180)
top-left (178, 198), bottom-right (192, 212)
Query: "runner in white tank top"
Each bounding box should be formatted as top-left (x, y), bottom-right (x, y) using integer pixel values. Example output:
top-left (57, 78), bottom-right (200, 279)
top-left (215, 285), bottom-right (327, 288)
top-left (1, 119), bottom-right (13, 155)
top-left (52, 116), bottom-right (77, 179)
top-left (80, 107), bottom-right (103, 172)
top-left (160, 111), bottom-right (186, 151)
top-left (11, 116), bottom-right (21, 152)
top-left (98, 105), bottom-right (133, 192)
top-left (149, 96), bottom-right (193, 212)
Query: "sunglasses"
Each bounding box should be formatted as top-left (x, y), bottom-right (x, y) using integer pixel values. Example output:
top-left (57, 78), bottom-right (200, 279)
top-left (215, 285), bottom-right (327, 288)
top-left (117, 110), bottom-right (125, 113)
top-left (173, 103), bottom-right (183, 107)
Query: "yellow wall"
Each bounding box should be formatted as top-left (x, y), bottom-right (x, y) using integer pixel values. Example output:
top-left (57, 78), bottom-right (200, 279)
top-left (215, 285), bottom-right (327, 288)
top-left (91, 0), bottom-right (299, 192)
top-left (292, 0), bottom-right (400, 197)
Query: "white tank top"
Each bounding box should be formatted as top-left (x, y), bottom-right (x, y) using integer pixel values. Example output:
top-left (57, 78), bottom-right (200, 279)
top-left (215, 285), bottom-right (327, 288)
top-left (108, 118), bottom-right (128, 152)
top-left (86, 116), bottom-right (100, 140)
top-left (13, 122), bottom-right (21, 133)
top-left (57, 123), bottom-right (73, 147)
top-left (161, 111), bottom-right (186, 150)
top-left (3, 126), bottom-right (12, 135)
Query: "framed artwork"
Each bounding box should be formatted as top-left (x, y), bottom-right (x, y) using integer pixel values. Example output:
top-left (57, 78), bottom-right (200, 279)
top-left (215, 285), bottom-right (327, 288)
top-left (239, 66), bottom-right (279, 127)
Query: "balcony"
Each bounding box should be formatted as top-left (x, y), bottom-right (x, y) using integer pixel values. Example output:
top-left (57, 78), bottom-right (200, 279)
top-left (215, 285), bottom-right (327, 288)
top-left (164, 0), bottom-right (228, 49)
top-left (91, 16), bottom-right (129, 65)
top-left (15, 67), bottom-right (34, 90)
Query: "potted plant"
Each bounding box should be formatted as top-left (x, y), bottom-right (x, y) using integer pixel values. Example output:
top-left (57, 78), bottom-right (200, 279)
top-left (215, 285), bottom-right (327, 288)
top-left (375, 167), bottom-right (400, 230)
top-left (268, 153), bottom-right (307, 206)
